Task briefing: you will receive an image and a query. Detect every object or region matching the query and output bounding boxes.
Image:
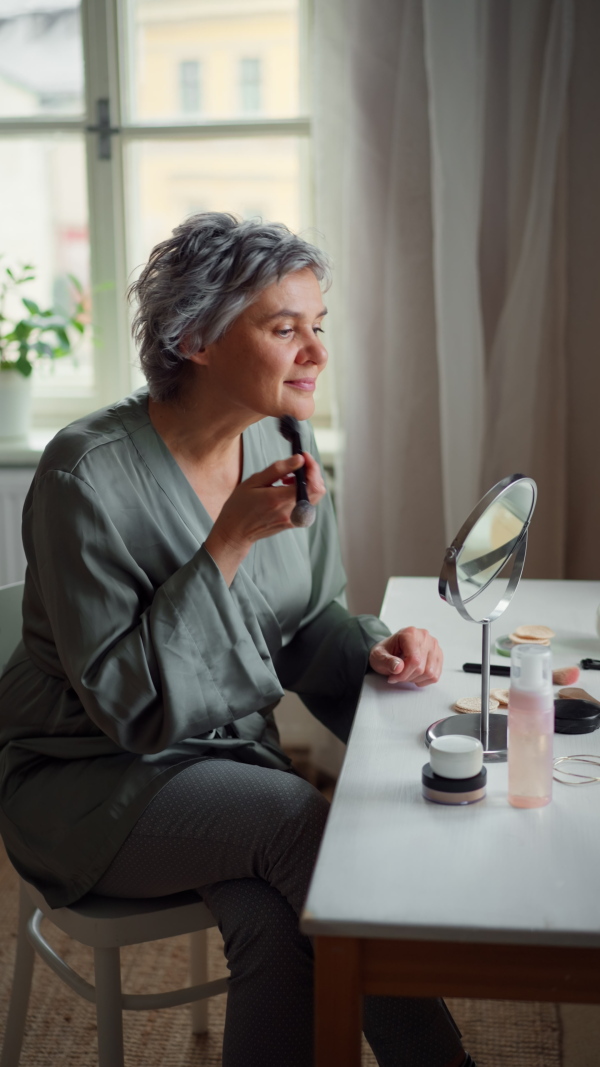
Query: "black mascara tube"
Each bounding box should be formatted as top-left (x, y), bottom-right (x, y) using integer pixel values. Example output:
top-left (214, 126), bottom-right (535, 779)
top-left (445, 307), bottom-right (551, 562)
top-left (463, 662), bottom-right (510, 677)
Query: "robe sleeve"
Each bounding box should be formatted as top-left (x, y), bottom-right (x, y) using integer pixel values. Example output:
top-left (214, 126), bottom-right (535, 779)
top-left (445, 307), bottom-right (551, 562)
top-left (274, 430), bottom-right (390, 741)
top-left (23, 469), bottom-right (284, 755)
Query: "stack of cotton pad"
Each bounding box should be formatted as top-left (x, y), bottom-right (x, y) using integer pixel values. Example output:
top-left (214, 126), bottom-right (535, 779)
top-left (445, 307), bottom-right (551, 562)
top-left (507, 624), bottom-right (555, 646)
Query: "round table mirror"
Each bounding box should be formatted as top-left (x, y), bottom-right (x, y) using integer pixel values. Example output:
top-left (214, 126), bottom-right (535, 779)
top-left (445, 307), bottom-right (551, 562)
top-left (427, 473), bottom-right (537, 760)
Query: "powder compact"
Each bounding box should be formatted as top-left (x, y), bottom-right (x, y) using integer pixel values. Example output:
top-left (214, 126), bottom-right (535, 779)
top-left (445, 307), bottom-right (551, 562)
top-left (422, 735), bottom-right (486, 805)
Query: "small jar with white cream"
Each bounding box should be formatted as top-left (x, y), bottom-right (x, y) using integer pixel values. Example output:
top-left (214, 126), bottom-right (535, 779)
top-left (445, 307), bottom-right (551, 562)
top-left (422, 735), bottom-right (486, 805)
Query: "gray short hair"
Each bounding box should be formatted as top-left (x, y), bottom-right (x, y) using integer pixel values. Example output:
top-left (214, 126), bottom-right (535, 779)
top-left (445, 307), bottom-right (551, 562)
top-left (128, 212), bottom-right (332, 401)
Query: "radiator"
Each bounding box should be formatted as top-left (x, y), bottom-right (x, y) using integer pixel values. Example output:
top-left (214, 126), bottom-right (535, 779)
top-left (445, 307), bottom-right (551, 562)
top-left (0, 469), bottom-right (35, 587)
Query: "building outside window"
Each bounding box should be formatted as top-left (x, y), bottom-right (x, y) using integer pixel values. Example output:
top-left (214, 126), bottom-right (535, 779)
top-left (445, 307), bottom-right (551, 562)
top-left (239, 56), bottom-right (261, 114)
top-left (179, 59), bottom-right (202, 116)
top-left (0, 0), bottom-right (335, 437)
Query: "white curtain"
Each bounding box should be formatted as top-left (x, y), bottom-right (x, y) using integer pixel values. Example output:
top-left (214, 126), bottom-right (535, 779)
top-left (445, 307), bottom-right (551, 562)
top-left (314, 0), bottom-right (580, 616)
top-left (423, 0), bottom-right (487, 544)
top-left (314, 0), bottom-right (445, 616)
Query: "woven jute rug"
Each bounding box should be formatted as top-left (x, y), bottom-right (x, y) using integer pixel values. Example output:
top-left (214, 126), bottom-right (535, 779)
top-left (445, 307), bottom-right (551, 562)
top-left (0, 848), bottom-right (561, 1066)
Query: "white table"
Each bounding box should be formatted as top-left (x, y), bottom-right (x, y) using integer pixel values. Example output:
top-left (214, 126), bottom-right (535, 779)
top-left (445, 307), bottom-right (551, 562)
top-left (301, 578), bottom-right (600, 1066)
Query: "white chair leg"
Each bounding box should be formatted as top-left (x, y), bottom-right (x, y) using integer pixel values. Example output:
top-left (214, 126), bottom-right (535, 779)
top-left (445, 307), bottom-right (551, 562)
top-left (0, 882), bottom-right (36, 1067)
top-left (189, 929), bottom-right (209, 1034)
top-left (94, 947), bottom-right (124, 1067)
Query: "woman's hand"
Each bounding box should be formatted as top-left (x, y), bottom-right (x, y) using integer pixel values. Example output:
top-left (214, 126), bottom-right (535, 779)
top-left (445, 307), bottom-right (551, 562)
top-left (369, 627), bottom-right (443, 687)
top-left (205, 452), bottom-right (326, 585)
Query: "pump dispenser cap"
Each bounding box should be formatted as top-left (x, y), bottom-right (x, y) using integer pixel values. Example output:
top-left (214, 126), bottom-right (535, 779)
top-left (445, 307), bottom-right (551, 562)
top-left (510, 643), bottom-right (552, 694)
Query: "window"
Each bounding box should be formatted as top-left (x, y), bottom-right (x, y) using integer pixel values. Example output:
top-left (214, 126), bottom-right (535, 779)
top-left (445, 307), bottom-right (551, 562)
top-left (239, 57), bottom-right (262, 115)
top-left (179, 60), bottom-right (203, 116)
top-left (0, 1), bottom-right (330, 432)
top-left (0, 1), bottom-right (92, 425)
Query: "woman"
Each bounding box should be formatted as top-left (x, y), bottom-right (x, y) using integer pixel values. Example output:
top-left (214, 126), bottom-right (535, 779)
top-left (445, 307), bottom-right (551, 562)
top-left (0, 214), bottom-right (475, 1066)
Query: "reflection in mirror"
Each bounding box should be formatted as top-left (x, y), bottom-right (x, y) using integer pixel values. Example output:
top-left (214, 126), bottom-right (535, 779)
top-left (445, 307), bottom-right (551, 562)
top-left (456, 482), bottom-right (535, 603)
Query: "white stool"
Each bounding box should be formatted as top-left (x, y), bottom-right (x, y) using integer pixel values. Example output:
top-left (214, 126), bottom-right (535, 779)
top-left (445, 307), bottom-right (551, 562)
top-left (1, 876), bottom-right (228, 1067)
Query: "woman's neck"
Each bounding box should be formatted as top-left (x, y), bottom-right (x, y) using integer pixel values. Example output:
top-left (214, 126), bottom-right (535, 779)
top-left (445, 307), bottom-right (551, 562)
top-left (148, 386), bottom-right (250, 473)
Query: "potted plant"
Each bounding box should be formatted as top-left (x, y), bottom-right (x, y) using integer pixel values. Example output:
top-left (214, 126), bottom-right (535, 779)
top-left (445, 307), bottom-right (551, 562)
top-left (0, 261), bottom-right (87, 441)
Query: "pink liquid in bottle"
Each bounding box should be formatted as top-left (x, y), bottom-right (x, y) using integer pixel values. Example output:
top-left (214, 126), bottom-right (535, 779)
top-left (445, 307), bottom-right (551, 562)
top-left (508, 644), bottom-right (553, 808)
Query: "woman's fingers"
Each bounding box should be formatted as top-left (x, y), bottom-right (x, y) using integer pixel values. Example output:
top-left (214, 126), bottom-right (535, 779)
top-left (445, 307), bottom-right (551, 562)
top-left (370, 644), bottom-right (405, 680)
top-left (257, 452), bottom-right (325, 503)
top-left (246, 454), bottom-right (305, 488)
top-left (206, 451), bottom-right (325, 585)
top-left (369, 628), bottom-right (443, 688)
top-left (211, 450), bottom-right (326, 558)
top-left (395, 629), bottom-right (442, 685)
top-left (302, 452), bottom-right (327, 503)
top-left (414, 642), bottom-right (443, 687)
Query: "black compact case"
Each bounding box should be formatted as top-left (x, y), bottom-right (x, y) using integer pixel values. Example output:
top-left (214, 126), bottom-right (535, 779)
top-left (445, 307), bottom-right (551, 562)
top-left (554, 699), bottom-right (600, 735)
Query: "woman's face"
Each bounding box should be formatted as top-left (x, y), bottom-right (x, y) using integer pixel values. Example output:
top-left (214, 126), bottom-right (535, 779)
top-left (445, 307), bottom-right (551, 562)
top-left (192, 268), bottom-right (328, 422)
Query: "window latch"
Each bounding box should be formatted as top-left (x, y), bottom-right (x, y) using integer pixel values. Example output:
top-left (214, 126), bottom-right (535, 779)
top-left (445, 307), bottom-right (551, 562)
top-left (86, 99), bottom-right (120, 160)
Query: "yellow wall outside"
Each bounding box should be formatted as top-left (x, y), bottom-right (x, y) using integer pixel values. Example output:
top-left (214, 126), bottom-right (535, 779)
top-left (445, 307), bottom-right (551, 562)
top-left (134, 2), bottom-right (299, 120)
top-left (130, 0), bottom-right (302, 261)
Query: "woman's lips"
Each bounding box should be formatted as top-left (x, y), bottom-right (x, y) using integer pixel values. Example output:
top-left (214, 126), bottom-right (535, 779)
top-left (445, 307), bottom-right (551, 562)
top-left (285, 379), bottom-right (316, 392)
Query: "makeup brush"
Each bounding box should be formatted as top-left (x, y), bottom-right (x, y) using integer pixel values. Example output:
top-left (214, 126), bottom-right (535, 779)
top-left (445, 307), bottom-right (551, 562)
top-left (278, 414), bottom-right (316, 528)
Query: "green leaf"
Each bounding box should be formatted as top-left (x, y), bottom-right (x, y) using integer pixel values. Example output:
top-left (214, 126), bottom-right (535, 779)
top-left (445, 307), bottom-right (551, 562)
top-left (22, 297), bottom-right (40, 315)
top-left (36, 314), bottom-right (68, 330)
top-left (72, 319), bottom-right (85, 333)
top-left (13, 321), bottom-right (32, 341)
top-left (14, 353), bottom-right (33, 377)
top-left (67, 273), bottom-right (84, 294)
top-left (54, 326), bottom-right (70, 349)
top-left (33, 341), bottom-right (54, 359)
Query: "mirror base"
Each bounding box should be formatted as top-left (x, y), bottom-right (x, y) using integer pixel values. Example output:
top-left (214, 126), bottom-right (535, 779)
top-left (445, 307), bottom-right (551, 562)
top-left (426, 713), bottom-right (508, 762)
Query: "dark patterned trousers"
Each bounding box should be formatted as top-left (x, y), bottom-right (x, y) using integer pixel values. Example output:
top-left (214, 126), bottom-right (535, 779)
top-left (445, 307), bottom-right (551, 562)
top-left (94, 759), bottom-right (464, 1067)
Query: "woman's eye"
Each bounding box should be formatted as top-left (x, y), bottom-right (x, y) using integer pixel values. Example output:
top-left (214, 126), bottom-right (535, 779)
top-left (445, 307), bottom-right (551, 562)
top-left (313, 326), bottom-right (325, 335)
top-left (276, 327), bottom-right (293, 337)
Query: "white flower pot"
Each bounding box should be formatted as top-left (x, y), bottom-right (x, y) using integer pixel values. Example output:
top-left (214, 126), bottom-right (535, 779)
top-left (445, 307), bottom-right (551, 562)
top-left (0, 369), bottom-right (33, 441)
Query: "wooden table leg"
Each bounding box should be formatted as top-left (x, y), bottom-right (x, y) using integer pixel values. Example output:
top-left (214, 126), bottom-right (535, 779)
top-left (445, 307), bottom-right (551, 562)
top-left (314, 936), bottom-right (362, 1067)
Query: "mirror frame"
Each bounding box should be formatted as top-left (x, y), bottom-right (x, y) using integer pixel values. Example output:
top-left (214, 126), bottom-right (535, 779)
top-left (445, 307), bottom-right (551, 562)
top-left (438, 473), bottom-right (537, 624)
top-left (428, 473), bottom-right (537, 760)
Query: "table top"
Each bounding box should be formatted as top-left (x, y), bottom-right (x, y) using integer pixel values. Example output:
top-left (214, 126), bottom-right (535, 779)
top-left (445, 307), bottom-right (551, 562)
top-left (302, 577), bottom-right (600, 948)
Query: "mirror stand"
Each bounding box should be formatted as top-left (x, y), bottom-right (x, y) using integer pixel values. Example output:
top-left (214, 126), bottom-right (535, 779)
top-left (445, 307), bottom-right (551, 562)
top-left (426, 618), bottom-right (508, 760)
top-left (426, 484), bottom-right (535, 763)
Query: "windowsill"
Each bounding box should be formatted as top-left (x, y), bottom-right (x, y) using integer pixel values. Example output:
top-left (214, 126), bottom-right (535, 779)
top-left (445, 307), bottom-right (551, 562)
top-left (0, 429), bottom-right (56, 467)
top-left (0, 427), bottom-right (345, 469)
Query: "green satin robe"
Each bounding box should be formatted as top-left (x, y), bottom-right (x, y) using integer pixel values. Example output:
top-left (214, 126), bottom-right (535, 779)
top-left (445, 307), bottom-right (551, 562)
top-left (0, 391), bottom-right (389, 907)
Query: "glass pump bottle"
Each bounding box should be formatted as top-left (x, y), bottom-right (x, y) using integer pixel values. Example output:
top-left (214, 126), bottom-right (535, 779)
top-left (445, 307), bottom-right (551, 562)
top-left (508, 644), bottom-right (554, 808)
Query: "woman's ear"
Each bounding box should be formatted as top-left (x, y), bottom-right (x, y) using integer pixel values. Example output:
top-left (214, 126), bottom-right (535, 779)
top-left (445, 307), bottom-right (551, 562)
top-left (187, 348), bottom-right (208, 367)
top-left (180, 335), bottom-right (208, 366)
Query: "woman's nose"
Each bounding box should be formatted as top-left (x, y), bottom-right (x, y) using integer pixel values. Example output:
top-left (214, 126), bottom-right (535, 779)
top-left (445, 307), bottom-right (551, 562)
top-left (297, 333), bottom-right (328, 366)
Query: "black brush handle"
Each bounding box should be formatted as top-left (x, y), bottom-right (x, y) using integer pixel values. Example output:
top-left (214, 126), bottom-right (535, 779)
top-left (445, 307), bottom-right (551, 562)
top-left (293, 464), bottom-right (309, 503)
top-left (285, 425), bottom-right (309, 502)
top-left (463, 662), bottom-right (510, 677)
top-left (278, 415), bottom-right (315, 525)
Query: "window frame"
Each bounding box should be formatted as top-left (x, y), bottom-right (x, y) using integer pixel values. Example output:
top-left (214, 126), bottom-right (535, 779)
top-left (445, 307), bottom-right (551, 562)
top-left (0, 0), bottom-right (313, 429)
top-left (179, 60), bottom-right (203, 116)
top-left (239, 56), bottom-right (262, 115)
